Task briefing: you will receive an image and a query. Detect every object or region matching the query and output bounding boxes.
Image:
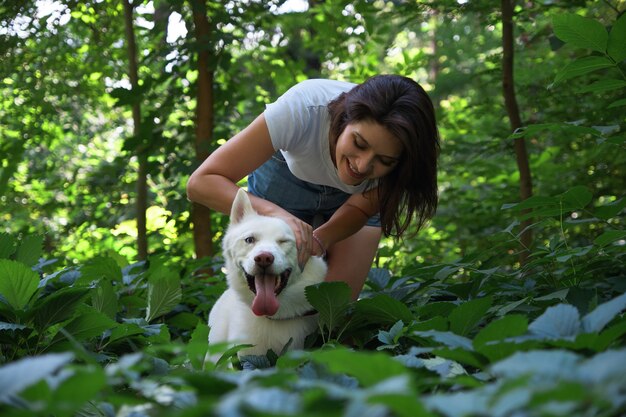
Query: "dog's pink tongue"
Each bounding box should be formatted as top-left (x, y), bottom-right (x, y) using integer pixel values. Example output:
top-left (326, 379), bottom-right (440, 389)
top-left (252, 275), bottom-right (280, 316)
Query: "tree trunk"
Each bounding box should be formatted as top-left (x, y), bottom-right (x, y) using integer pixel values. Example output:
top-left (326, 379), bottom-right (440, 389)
top-left (123, 0), bottom-right (148, 261)
top-left (190, 0), bottom-right (215, 259)
top-left (502, 0), bottom-right (533, 265)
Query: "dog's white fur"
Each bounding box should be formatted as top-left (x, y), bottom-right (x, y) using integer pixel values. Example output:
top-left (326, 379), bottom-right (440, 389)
top-left (208, 189), bottom-right (327, 358)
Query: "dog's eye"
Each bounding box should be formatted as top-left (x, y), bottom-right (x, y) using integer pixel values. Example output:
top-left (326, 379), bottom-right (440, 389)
top-left (244, 236), bottom-right (255, 244)
top-left (278, 239), bottom-right (291, 245)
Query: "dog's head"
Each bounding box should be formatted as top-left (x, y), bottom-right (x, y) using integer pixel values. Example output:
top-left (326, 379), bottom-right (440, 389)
top-left (222, 189), bottom-right (299, 317)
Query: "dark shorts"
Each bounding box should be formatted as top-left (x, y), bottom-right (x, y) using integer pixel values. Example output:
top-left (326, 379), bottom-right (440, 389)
top-left (247, 152), bottom-right (381, 227)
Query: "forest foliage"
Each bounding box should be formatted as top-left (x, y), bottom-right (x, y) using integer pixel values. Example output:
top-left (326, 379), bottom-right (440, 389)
top-left (0, 0), bottom-right (625, 416)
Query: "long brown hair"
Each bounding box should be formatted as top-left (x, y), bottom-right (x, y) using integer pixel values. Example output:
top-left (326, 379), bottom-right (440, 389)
top-left (328, 75), bottom-right (440, 237)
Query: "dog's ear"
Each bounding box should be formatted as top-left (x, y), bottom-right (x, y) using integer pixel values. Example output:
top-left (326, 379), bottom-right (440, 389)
top-left (230, 188), bottom-right (256, 223)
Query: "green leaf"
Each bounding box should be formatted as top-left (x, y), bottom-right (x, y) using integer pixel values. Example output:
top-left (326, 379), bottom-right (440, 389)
top-left (305, 282), bottom-right (351, 333)
top-left (491, 350), bottom-right (581, 379)
top-left (15, 235), bottom-right (43, 267)
top-left (91, 279), bottom-right (118, 319)
top-left (30, 287), bottom-right (90, 331)
top-left (40, 366), bottom-right (107, 413)
top-left (188, 322), bottom-right (210, 370)
top-left (503, 186), bottom-right (592, 220)
top-left (553, 13), bottom-right (608, 52)
top-left (0, 234), bottom-right (16, 259)
top-left (581, 292), bottom-right (626, 333)
top-left (0, 352), bottom-right (74, 402)
top-left (593, 230), bottom-right (626, 247)
top-left (608, 98), bottom-right (626, 109)
top-left (594, 197), bottom-right (626, 220)
top-left (432, 347), bottom-right (487, 369)
top-left (54, 306), bottom-right (117, 343)
top-left (107, 322), bottom-right (144, 344)
top-left (0, 259), bottom-right (40, 310)
top-left (368, 393), bottom-right (434, 417)
top-left (608, 12), bottom-right (626, 62)
top-left (78, 256), bottom-right (123, 286)
top-left (354, 294), bottom-right (413, 325)
top-left (310, 348), bottom-right (408, 387)
top-left (449, 296), bottom-right (492, 336)
top-left (377, 320), bottom-right (405, 347)
top-left (145, 264), bottom-right (181, 322)
top-left (413, 330), bottom-right (474, 350)
top-left (561, 186), bottom-right (593, 210)
top-left (528, 304), bottom-right (580, 340)
top-left (473, 314), bottom-right (528, 348)
top-left (554, 56), bottom-right (614, 84)
top-left (577, 79), bottom-right (626, 93)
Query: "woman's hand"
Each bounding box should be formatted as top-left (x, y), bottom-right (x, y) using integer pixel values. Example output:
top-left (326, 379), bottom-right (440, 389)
top-left (275, 213), bottom-right (313, 269)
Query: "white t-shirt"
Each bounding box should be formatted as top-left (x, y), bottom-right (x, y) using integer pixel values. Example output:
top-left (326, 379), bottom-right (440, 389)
top-left (264, 79), bottom-right (372, 195)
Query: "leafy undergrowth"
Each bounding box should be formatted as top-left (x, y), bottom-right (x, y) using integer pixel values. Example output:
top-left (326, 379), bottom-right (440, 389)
top-left (0, 186), bottom-right (625, 417)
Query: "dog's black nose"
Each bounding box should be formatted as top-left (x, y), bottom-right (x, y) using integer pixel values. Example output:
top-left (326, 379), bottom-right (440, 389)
top-left (254, 252), bottom-right (274, 267)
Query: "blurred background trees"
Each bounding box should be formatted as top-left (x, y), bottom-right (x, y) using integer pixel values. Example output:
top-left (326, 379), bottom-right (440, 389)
top-left (1, 0), bottom-right (624, 277)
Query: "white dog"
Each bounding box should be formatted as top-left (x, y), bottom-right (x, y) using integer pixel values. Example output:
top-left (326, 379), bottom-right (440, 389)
top-left (208, 189), bottom-right (327, 359)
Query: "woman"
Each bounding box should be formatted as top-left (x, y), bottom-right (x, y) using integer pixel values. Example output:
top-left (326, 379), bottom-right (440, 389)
top-left (187, 75), bottom-right (440, 299)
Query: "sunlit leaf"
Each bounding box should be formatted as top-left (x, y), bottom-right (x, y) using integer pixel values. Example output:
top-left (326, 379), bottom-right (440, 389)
top-left (553, 13), bottom-right (608, 52)
top-left (145, 265), bottom-right (181, 322)
top-left (0, 234), bottom-right (16, 259)
top-left (15, 234), bottom-right (43, 267)
top-left (554, 56), bottom-right (614, 84)
top-left (0, 259), bottom-right (40, 310)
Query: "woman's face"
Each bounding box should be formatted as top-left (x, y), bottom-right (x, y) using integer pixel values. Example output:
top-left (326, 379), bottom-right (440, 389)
top-left (333, 120), bottom-right (403, 186)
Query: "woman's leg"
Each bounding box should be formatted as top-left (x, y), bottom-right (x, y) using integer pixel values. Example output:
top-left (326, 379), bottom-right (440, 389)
top-left (325, 225), bottom-right (381, 300)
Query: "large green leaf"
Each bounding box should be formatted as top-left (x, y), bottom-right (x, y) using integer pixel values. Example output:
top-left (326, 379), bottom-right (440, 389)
top-left (91, 278), bottom-right (118, 319)
top-left (78, 256), bottom-right (123, 286)
top-left (607, 12), bottom-right (626, 62)
top-left (29, 286), bottom-right (90, 331)
top-left (554, 56), bottom-right (614, 84)
top-left (15, 235), bottom-right (43, 267)
top-left (305, 282), bottom-right (351, 333)
top-left (0, 259), bottom-right (40, 310)
top-left (594, 197), bottom-right (626, 220)
top-left (553, 13), bottom-right (608, 52)
top-left (528, 304), bottom-right (580, 340)
top-left (581, 292), bottom-right (626, 333)
top-left (0, 234), bottom-right (16, 259)
top-left (473, 314), bottom-right (528, 348)
top-left (593, 230), bottom-right (626, 247)
top-left (0, 352), bottom-right (74, 403)
top-left (310, 348), bottom-right (408, 387)
top-left (491, 349), bottom-right (581, 379)
top-left (145, 265), bottom-right (181, 322)
top-left (53, 306), bottom-right (117, 343)
top-left (449, 296), bottom-right (492, 337)
top-left (503, 186), bottom-right (592, 220)
top-left (354, 294), bottom-right (413, 325)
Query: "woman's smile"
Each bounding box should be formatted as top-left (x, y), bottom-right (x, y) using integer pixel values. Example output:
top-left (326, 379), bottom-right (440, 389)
top-left (333, 120), bottom-right (402, 186)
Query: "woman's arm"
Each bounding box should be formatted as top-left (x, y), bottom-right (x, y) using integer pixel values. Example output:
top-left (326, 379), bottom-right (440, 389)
top-left (186, 113), bottom-right (314, 265)
top-left (311, 188), bottom-right (380, 254)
